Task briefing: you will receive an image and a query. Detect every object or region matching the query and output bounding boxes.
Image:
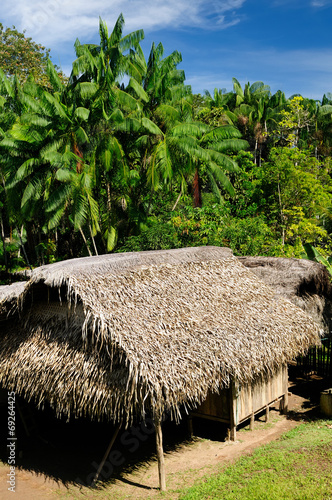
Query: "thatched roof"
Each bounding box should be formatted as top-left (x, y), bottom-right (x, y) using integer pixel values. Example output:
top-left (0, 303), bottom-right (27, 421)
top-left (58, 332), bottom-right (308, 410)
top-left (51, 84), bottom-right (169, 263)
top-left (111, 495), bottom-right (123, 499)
top-left (0, 247), bottom-right (322, 426)
top-left (239, 256), bottom-right (332, 334)
top-left (0, 281), bottom-right (27, 320)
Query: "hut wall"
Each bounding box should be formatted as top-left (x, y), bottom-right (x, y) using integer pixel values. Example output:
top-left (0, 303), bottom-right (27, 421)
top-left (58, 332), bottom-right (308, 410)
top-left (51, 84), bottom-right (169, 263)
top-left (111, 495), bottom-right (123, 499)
top-left (236, 365), bottom-right (287, 424)
top-left (192, 388), bottom-right (230, 423)
top-left (192, 365), bottom-right (288, 426)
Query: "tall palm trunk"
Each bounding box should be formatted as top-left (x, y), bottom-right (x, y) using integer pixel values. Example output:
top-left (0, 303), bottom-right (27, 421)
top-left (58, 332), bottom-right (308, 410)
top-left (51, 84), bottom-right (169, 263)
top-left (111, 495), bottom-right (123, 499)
top-left (73, 141), bottom-right (84, 174)
top-left (193, 168), bottom-right (202, 208)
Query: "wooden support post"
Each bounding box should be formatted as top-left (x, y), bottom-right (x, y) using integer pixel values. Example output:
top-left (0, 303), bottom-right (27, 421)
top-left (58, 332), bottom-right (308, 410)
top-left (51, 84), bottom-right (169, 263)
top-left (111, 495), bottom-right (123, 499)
top-left (230, 379), bottom-right (238, 441)
top-left (93, 424), bottom-right (121, 485)
top-left (279, 393), bottom-right (289, 415)
top-left (155, 418), bottom-right (166, 491)
top-left (282, 392), bottom-right (289, 415)
top-left (230, 419), bottom-right (236, 441)
top-left (188, 417), bottom-right (193, 439)
top-left (282, 364), bottom-right (289, 415)
top-left (250, 412), bottom-right (255, 431)
top-left (249, 384), bottom-right (254, 431)
top-left (265, 405), bottom-right (270, 423)
top-left (279, 397), bottom-right (284, 414)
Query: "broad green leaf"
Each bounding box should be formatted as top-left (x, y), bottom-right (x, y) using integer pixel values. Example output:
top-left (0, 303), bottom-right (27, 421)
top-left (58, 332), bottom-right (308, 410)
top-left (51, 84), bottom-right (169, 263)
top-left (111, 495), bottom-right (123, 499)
top-left (127, 78), bottom-right (149, 102)
top-left (74, 107), bottom-right (90, 121)
top-left (142, 117), bottom-right (163, 135)
top-left (107, 226), bottom-right (117, 251)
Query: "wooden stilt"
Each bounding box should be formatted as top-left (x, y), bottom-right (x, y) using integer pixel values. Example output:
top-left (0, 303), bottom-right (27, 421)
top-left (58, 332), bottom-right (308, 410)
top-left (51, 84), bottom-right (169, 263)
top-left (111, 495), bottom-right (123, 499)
top-left (282, 392), bottom-right (289, 415)
top-left (282, 364), bottom-right (289, 415)
top-left (230, 419), bottom-right (236, 441)
top-left (188, 417), bottom-right (193, 439)
top-left (250, 412), bottom-right (255, 431)
top-left (93, 424), bottom-right (121, 485)
top-left (155, 418), bottom-right (166, 491)
top-left (279, 398), bottom-right (284, 414)
top-left (265, 405), bottom-right (270, 423)
top-left (230, 379), bottom-right (238, 441)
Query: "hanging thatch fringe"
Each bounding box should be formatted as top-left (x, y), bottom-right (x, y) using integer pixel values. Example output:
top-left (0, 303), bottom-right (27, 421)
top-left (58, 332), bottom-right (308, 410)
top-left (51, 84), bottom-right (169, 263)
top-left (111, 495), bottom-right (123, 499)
top-left (0, 247), bottom-right (322, 426)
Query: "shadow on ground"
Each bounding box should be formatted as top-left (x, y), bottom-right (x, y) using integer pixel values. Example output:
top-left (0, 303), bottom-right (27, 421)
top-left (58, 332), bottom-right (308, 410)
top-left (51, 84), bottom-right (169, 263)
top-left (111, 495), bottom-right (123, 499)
top-left (287, 372), bottom-right (332, 421)
top-left (0, 397), bottom-right (229, 491)
top-left (0, 372), bottom-right (330, 491)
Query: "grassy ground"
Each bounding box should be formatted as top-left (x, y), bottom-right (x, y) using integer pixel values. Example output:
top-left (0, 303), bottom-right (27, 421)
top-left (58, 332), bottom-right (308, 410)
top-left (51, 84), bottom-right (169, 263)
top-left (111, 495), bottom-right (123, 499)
top-left (180, 419), bottom-right (332, 500)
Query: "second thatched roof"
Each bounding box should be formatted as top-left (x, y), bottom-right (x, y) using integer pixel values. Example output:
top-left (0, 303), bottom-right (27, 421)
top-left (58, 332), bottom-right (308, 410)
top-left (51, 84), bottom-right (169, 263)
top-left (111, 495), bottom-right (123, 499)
top-left (239, 256), bottom-right (332, 334)
top-left (0, 247), bottom-right (322, 425)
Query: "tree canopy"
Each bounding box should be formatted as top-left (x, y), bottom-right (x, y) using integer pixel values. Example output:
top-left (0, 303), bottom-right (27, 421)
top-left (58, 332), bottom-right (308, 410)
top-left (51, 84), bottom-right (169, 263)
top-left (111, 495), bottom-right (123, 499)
top-left (0, 24), bottom-right (65, 87)
top-left (1, 15), bottom-right (332, 274)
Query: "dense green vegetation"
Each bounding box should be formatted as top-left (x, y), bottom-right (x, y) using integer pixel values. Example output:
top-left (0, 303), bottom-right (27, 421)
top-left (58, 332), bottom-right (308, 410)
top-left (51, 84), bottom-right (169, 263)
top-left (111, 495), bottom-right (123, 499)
top-left (180, 420), bottom-right (332, 500)
top-left (1, 14), bottom-right (332, 270)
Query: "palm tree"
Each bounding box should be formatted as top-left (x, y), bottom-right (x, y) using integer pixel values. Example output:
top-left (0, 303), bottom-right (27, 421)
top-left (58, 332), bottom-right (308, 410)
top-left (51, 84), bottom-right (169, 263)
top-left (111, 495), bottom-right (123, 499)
top-left (0, 60), bottom-right (101, 260)
top-left (144, 102), bottom-right (248, 208)
top-left (223, 81), bottom-right (286, 165)
top-left (307, 98), bottom-right (332, 158)
top-left (71, 14), bottom-right (144, 88)
top-left (68, 16), bottom-right (152, 250)
top-left (0, 70), bottom-right (43, 266)
top-left (121, 44), bottom-right (249, 210)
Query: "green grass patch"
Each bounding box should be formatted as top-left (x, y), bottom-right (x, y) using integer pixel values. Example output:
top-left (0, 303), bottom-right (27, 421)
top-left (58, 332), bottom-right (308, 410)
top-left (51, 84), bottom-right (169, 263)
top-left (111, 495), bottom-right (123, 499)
top-left (180, 420), bottom-right (332, 500)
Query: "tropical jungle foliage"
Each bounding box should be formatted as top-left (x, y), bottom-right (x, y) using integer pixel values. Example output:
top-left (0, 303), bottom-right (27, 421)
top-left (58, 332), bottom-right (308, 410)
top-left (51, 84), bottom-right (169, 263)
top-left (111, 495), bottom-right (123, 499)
top-left (1, 14), bottom-right (332, 271)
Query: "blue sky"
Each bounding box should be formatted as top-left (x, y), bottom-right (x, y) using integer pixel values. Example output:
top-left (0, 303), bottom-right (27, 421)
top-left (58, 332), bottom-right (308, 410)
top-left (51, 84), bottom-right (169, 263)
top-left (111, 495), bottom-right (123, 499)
top-left (2, 0), bottom-right (332, 99)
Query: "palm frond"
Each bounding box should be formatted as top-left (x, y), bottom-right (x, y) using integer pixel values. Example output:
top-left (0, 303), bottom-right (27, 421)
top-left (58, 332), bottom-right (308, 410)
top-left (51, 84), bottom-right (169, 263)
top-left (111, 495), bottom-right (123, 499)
top-left (21, 176), bottom-right (44, 207)
top-left (142, 117), bottom-right (163, 135)
top-left (127, 78), bottom-right (149, 102)
top-left (208, 161), bottom-right (235, 196)
top-left (74, 107), bottom-right (90, 121)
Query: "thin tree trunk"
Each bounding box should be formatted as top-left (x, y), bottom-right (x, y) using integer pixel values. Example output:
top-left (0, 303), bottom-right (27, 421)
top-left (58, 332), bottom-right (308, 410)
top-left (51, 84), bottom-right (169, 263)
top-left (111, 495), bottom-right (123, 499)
top-left (79, 227), bottom-right (92, 256)
top-left (277, 181), bottom-right (285, 246)
top-left (0, 176), bottom-right (9, 269)
top-left (106, 182), bottom-right (112, 213)
top-left (55, 229), bottom-right (58, 259)
top-left (17, 225), bottom-right (24, 258)
top-left (89, 224), bottom-right (99, 256)
top-left (254, 139), bottom-right (258, 165)
top-left (0, 211), bottom-right (8, 270)
top-left (16, 225), bottom-right (32, 270)
top-left (38, 226), bottom-right (45, 266)
top-left (172, 189), bottom-right (182, 211)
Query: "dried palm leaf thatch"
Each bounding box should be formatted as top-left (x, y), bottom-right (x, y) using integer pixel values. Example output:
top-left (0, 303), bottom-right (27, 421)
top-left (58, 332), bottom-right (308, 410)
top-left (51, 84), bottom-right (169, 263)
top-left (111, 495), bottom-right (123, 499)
top-left (0, 282), bottom-right (27, 320)
top-left (239, 256), bottom-right (332, 334)
top-left (0, 247), bottom-right (322, 426)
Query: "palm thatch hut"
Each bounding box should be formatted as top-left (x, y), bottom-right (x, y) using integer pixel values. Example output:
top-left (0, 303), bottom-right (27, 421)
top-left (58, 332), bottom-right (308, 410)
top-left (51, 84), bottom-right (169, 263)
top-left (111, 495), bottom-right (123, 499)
top-left (0, 247), bottom-right (322, 490)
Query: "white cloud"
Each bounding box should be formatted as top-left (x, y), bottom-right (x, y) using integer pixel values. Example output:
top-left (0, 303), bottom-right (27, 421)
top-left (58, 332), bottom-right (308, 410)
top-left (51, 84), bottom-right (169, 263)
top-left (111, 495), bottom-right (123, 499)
top-left (2, 0), bottom-right (246, 48)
